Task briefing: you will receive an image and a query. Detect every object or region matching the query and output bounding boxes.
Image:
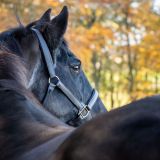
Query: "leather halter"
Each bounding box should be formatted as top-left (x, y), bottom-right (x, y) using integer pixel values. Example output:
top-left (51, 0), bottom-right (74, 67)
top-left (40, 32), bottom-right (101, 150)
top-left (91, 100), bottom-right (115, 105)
top-left (31, 28), bottom-right (99, 120)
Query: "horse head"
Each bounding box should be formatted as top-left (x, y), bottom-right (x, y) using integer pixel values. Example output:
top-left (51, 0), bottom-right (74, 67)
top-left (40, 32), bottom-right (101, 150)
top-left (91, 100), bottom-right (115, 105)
top-left (0, 6), bottom-right (106, 126)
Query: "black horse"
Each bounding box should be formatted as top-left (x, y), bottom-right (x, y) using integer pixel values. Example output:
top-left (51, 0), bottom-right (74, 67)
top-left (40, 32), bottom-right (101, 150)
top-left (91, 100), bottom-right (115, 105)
top-left (0, 5), bottom-right (160, 160)
top-left (0, 6), bottom-right (107, 160)
top-left (0, 6), bottom-right (106, 127)
top-left (2, 6), bottom-right (160, 160)
top-left (54, 96), bottom-right (160, 160)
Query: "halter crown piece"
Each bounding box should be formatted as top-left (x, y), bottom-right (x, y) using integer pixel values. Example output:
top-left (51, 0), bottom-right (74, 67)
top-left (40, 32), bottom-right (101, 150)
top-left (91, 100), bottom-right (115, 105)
top-left (31, 28), bottom-right (99, 121)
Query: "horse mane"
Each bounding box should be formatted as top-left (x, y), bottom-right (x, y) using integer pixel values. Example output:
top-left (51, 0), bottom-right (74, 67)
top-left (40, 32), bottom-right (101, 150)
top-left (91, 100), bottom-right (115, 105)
top-left (0, 45), bottom-right (28, 87)
top-left (0, 23), bottom-right (69, 93)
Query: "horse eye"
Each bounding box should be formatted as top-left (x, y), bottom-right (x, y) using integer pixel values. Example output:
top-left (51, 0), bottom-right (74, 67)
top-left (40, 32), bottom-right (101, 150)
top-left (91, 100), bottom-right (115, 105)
top-left (70, 60), bottom-right (81, 73)
top-left (72, 64), bottom-right (81, 72)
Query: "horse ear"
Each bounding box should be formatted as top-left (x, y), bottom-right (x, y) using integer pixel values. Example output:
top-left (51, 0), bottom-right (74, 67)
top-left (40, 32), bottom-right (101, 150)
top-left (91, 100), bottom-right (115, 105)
top-left (51, 6), bottom-right (68, 38)
top-left (38, 8), bottom-right (52, 24)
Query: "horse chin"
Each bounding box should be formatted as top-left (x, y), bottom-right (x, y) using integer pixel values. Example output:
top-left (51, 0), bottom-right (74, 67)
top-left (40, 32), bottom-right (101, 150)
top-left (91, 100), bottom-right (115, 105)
top-left (68, 99), bottom-right (106, 127)
top-left (68, 116), bottom-right (91, 127)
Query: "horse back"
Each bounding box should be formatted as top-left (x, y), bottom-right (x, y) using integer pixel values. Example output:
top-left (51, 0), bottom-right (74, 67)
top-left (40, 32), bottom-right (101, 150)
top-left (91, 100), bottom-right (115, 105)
top-left (54, 95), bottom-right (160, 160)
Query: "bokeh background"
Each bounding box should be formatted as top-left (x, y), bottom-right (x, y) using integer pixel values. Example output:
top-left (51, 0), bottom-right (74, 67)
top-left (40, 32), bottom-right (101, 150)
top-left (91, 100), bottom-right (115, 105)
top-left (1, 0), bottom-right (160, 110)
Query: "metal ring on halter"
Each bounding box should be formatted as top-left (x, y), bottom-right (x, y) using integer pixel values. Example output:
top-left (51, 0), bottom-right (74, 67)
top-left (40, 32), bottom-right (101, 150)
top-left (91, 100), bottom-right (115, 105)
top-left (49, 76), bottom-right (60, 87)
top-left (78, 105), bottom-right (90, 119)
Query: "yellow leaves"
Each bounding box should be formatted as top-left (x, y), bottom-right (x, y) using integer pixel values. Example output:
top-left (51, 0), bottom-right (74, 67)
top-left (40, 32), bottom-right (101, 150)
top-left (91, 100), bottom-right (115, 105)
top-left (47, 1), bottom-right (60, 7)
top-left (80, 5), bottom-right (92, 15)
top-left (96, 9), bottom-right (103, 17)
top-left (134, 69), bottom-right (157, 100)
top-left (90, 23), bottom-right (113, 39)
top-left (139, 47), bottom-right (145, 53)
top-left (66, 21), bottom-right (113, 69)
top-left (108, 21), bottom-right (119, 30)
top-left (136, 30), bottom-right (160, 72)
top-left (0, 7), bottom-right (16, 31)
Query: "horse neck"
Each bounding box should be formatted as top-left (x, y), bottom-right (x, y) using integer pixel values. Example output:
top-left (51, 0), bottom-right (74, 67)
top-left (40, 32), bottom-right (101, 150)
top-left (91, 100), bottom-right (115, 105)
top-left (0, 77), bottom-right (73, 160)
top-left (0, 47), bottom-right (72, 128)
top-left (0, 46), bottom-right (76, 160)
top-left (18, 129), bottom-right (73, 160)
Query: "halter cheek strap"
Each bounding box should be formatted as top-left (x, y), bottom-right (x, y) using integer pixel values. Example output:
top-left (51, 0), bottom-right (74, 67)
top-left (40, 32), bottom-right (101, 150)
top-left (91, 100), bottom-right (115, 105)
top-left (31, 28), bottom-right (99, 120)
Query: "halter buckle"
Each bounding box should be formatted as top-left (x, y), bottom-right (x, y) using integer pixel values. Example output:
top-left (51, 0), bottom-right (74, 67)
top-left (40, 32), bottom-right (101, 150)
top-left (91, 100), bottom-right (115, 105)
top-left (78, 106), bottom-right (90, 119)
top-left (49, 76), bottom-right (60, 87)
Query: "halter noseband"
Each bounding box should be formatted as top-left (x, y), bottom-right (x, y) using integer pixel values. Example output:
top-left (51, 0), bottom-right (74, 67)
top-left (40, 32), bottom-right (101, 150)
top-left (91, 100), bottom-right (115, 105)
top-left (31, 28), bottom-right (99, 120)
